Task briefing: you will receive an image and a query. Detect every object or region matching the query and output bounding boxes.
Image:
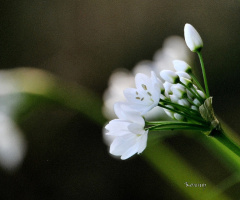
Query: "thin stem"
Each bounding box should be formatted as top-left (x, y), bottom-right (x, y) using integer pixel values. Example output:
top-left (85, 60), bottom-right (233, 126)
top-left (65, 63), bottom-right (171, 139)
top-left (147, 122), bottom-right (209, 131)
top-left (189, 72), bottom-right (206, 94)
top-left (197, 51), bottom-right (210, 97)
top-left (158, 103), bottom-right (206, 124)
top-left (160, 99), bottom-right (201, 117)
top-left (179, 82), bottom-right (203, 103)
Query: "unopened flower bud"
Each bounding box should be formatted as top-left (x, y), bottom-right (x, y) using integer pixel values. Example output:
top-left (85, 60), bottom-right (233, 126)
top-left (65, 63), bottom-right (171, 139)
top-left (163, 105), bottom-right (174, 119)
top-left (160, 70), bottom-right (179, 84)
top-left (191, 105), bottom-right (198, 111)
top-left (173, 60), bottom-right (192, 73)
top-left (176, 71), bottom-right (192, 80)
top-left (169, 94), bottom-right (179, 103)
top-left (193, 98), bottom-right (201, 106)
top-left (178, 99), bottom-right (190, 107)
top-left (160, 94), bottom-right (168, 101)
top-left (174, 113), bottom-right (184, 121)
top-left (171, 85), bottom-right (186, 99)
top-left (197, 90), bottom-right (206, 99)
top-left (163, 82), bottom-right (172, 98)
top-left (184, 24), bottom-right (203, 52)
top-left (187, 89), bottom-right (194, 100)
top-left (180, 77), bottom-right (193, 87)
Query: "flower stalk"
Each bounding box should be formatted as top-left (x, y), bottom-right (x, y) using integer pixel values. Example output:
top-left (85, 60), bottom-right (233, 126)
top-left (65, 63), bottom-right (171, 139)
top-left (210, 127), bottom-right (240, 158)
top-left (197, 51), bottom-right (210, 97)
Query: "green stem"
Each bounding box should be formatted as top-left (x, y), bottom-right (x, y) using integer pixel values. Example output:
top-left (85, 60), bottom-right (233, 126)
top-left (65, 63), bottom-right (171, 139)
top-left (209, 126), bottom-right (240, 158)
top-left (197, 51), bottom-right (210, 97)
top-left (158, 103), bottom-right (203, 123)
top-left (189, 72), bottom-right (206, 94)
top-left (147, 122), bottom-right (209, 132)
top-left (180, 82), bottom-right (203, 103)
top-left (160, 99), bottom-right (201, 116)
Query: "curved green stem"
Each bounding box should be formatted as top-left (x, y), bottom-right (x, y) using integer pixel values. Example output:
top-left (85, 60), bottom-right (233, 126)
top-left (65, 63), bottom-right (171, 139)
top-left (197, 51), bottom-right (210, 97)
top-left (209, 126), bottom-right (240, 158)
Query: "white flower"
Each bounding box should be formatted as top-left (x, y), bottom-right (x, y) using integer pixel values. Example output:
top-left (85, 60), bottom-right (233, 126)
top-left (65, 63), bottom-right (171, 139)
top-left (163, 81), bottom-right (172, 98)
top-left (197, 90), bottom-right (206, 99)
top-left (171, 84), bottom-right (186, 99)
top-left (174, 113), bottom-right (184, 121)
top-left (105, 103), bottom-right (148, 160)
top-left (102, 69), bottom-right (135, 119)
top-left (0, 112), bottom-right (26, 170)
top-left (153, 36), bottom-right (193, 73)
top-left (160, 70), bottom-right (179, 84)
top-left (176, 71), bottom-right (192, 80)
top-left (123, 71), bottom-right (163, 115)
top-left (180, 77), bottom-right (193, 87)
top-left (178, 99), bottom-right (190, 107)
top-left (184, 24), bottom-right (203, 52)
top-left (173, 60), bottom-right (192, 73)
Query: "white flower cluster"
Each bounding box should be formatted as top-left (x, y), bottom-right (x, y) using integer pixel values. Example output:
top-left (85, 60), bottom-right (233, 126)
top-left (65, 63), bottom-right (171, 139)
top-left (102, 36), bottom-right (193, 120)
top-left (105, 24), bottom-right (208, 160)
top-left (159, 60), bottom-right (206, 121)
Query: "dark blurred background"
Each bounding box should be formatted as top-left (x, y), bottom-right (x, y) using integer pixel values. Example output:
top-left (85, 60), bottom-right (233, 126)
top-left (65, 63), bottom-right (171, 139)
top-left (1, 0), bottom-right (240, 199)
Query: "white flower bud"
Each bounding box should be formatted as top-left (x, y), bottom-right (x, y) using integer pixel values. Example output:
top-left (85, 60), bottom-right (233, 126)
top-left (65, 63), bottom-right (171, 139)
top-left (197, 90), bottom-right (206, 99)
top-left (187, 89), bottom-right (194, 100)
top-left (184, 24), bottom-right (203, 52)
top-left (191, 105), bottom-right (198, 111)
top-left (160, 70), bottom-right (179, 84)
top-left (173, 60), bottom-right (192, 73)
top-left (163, 105), bottom-right (174, 119)
top-left (193, 98), bottom-right (201, 106)
top-left (174, 113), bottom-right (184, 121)
top-left (193, 84), bottom-right (198, 90)
top-left (180, 77), bottom-right (193, 87)
top-left (171, 84), bottom-right (186, 99)
top-left (163, 82), bottom-right (172, 98)
top-left (178, 99), bottom-right (190, 107)
top-left (176, 71), bottom-right (192, 80)
top-left (160, 94), bottom-right (168, 100)
top-left (169, 94), bottom-right (179, 103)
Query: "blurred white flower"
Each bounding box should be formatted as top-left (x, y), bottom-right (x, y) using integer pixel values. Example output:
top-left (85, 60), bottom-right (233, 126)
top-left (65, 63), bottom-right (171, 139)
top-left (105, 103), bottom-right (148, 160)
top-left (153, 36), bottom-right (192, 73)
top-left (0, 112), bottom-right (26, 170)
top-left (102, 69), bottom-right (135, 119)
top-left (0, 70), bottom-right (27, 171)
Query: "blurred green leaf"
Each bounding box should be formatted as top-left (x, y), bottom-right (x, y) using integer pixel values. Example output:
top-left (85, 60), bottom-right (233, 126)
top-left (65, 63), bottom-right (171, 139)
top-left (2, 67), bottom-right (238, 199)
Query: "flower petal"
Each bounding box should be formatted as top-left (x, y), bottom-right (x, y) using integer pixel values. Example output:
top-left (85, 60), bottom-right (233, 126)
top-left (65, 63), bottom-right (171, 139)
top-left (137, 132), bottom-right (148, 154)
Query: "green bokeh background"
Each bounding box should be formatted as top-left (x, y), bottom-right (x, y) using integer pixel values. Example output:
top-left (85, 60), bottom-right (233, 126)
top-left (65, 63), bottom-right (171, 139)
top-left (1, 0), bottom-right (240, 199)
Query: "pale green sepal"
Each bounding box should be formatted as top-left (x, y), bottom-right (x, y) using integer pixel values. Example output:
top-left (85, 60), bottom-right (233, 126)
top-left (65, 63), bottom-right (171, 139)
top-left (199, 97), bottom-right (219, 135)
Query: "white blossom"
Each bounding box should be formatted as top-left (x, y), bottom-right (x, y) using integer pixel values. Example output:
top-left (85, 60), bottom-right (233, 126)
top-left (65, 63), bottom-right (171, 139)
top-left (105, 103), bottom-right (148, 160)
top-left (123, 71), bottom-right (163, 115)
top-left (171, 84), bottom-right (186, 99)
